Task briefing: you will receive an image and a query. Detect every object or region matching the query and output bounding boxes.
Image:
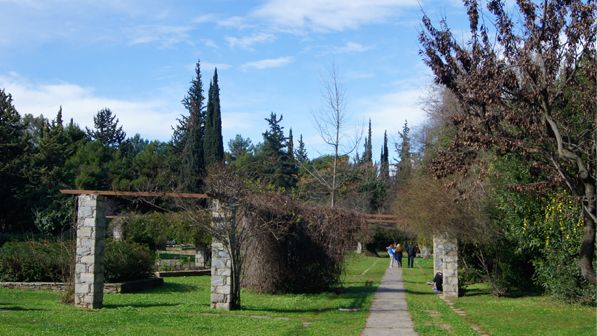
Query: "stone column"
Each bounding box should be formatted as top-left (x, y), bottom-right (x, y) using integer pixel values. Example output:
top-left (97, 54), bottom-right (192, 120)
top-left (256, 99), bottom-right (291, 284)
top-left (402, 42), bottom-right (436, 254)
top-left (74, 194), bottom-right (106, 309)
top-left (210, 200), bottom-right (232, 310)
top-left (432, 236), bottom-right (444, 275)
top-left (356, 242), bottom-right (363, 254)
top-left (442, 237), bottom-right (458, 297)
top-left (111, 217), bottom-right (124, 241)
top-left (195, 244), bottom-right (207, 268)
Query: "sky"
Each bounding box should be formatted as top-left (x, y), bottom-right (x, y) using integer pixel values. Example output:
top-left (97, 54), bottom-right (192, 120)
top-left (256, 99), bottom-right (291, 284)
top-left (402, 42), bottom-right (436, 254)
top-left (0, 0), bottom-right (472, 161)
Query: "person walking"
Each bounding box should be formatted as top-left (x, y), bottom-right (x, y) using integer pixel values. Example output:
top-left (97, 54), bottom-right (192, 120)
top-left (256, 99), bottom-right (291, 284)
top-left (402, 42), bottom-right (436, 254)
top-left (395, 243), bottom-right (403, 267)
top-left (386, 243), bottom-right (396, 268)
top-left (406, 243), bottom-right (417, 268)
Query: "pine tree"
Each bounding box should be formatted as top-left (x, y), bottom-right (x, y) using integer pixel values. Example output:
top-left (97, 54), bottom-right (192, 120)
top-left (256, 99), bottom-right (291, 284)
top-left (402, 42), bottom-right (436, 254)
top-left (287, 128), bottom-right (294, 158)
top-left (260, 113), bottom-right (297, 190)
top-left (0, 89), bottom-right (28, 231)
top-left (296, 134), bottom-right (308, 163)
top-left (176, 60), bottom-right (206, 192)
top-left (380, 130), bottom-right (390, 180)
top-left (204, 68), bottom-right (224, 166)
top-left (86, 108), bottom-right (126, 148)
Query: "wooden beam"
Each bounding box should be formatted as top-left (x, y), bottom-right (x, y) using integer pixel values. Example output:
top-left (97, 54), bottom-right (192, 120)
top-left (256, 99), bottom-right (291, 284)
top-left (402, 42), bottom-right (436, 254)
top-left (60, 189), bottom-right (209, 199)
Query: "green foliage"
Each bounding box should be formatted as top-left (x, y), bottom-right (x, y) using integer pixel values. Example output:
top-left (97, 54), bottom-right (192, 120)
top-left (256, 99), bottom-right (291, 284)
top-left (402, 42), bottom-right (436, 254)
top-left (85, 108), bottom-right (126, 148)
top-left (175, 60), bottom-right (206, 193)
top-left (0, 240), bottom-right (155, 283)
top-left (0, 241), bottom-right (72, 282)
top-left (365, 227), bottom-right (411, 255)
top-left (204, 68), bottom-right (224, 167)
top-left (123, 212), bottom-right (210, 251)
top-left (104, 240), bottom-right (155, 282)
top-left (67, 141), bottom-right (112, 189)
top-left (257, 113), bottom-right (297, 190)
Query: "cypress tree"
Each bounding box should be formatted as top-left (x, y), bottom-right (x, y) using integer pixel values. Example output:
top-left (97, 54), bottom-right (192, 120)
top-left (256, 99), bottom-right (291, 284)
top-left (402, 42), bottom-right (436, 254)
top-left (204, 68), bottom-right (224, 166)
top-left (363, 119), bottom-right (373, 163)
top-left (177, 60), bottom-right (206, 192)
top-left (287, 128), bottom-right (294, 158)
top-left (396, 120), bottom-right (411, 184)
top-left (380, 130), bottom-right (390, 180)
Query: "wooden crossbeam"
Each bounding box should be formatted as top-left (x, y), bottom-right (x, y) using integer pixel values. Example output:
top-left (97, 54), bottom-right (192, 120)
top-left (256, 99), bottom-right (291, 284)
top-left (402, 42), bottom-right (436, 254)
top-left (365, 214), bottom-right (398, 219)
top-left (365, 219), bottom-right (401, 224)
top-left (60, 189), bottom-right (209, 199)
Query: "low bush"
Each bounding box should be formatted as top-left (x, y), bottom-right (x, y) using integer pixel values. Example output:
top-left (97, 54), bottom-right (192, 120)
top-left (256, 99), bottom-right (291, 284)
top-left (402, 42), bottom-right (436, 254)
top-left (104, 240), bottom-right (155, 282)
top-left (0, 241), bottom-right (72, 282)
top-left (0, 240), bottom-right (155, 283)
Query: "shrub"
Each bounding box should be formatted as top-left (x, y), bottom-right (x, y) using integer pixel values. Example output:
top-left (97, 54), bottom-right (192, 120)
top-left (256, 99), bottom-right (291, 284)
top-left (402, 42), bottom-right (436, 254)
top-left (0, 241), bottom-right (72, 282)
top-left (0, 240), bottom-right (155, 283)
top-left (104, 240), bottom-right (155, 282)
top-left (122, 212), bottom-right (211, 250)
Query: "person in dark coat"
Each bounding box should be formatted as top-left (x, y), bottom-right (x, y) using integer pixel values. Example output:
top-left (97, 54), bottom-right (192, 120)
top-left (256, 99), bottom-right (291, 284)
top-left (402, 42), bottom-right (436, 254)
top-left (394, 243), bottom-right (403, 267)
top-left (406, 243), bottom-right (417, 268)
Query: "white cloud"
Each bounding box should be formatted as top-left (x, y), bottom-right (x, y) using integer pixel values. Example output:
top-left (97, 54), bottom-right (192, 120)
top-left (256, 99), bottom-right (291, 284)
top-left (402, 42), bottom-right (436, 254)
top-left (335, 41), bottom-right (370, 53)
top-left (128, 24), bottom-right (194, 47)
top-left (0, 73), bottom-right (180, 141)
top-left (241, 57), bottom-right (293, 71)
top-left (254, 0), bottom-right (418, 32)
top-left (225, 32), bottom-right (276, 49)
top-left (218, 16), bottom-right (253, 30)
top-left (203, 62), bottom-right (232, 71)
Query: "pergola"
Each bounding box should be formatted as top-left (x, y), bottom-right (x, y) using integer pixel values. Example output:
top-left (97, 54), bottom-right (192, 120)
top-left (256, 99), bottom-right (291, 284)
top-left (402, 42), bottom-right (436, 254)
top-left (60, 189), bottom-right (234, 310)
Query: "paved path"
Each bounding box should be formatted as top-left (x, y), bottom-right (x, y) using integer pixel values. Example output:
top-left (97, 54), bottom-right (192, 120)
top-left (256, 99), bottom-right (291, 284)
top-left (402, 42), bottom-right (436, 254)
top-left (361, 266), bottom-right (417, 336)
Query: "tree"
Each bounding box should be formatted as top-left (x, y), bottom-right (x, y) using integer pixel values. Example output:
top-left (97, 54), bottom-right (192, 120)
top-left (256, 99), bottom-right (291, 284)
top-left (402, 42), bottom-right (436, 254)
top-left (227, 134), bottom-right (254, 161)
top-left (175, 60), bottom-right (206, 193)
top-left (295, 134), bottom-right (308, 163)
top-left (258, 113), bottom-right (297, 190)
top-left (362, 119), bottom-right (373, 164)
top-left (204, 68), bottom-right (224, 167)
top-left (313, 65), bottom-right (360, 207)
top-left (287, 128), bottom-right (294, 159)
top-left (380, 130), bottom-right (390, 181)
top-left (420, 0), bottom-right (596, 284)
top-left (0, 89), bottom-right (28, 231)
top-left (86, 108), bottom-right (126, 148)
top-left (395, 121), bottom-right (412, 185)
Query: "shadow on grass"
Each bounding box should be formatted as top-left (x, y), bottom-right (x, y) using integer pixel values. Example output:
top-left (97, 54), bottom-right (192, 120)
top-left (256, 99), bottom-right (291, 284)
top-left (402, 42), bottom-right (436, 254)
top-left (0, 306), bottom-right (45, 312)
top-left (104, 302), bottom-right (179, 309)
top-left (143, 283), bottom-right (198, 294)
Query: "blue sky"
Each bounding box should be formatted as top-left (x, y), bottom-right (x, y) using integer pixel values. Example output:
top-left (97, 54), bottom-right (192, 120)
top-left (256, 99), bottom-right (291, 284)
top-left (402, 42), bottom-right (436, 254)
top-left (0, 0), bottom-right (470, 161)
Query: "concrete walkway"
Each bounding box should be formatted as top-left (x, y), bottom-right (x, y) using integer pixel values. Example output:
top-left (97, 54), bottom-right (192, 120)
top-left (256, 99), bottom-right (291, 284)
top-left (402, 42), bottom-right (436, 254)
top-left (361, 266), bottom-right (417, 336)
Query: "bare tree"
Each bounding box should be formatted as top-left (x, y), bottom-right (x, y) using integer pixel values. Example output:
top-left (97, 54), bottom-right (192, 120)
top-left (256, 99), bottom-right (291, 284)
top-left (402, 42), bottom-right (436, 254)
top-left (420, 0), bottom-right (596, 284)
top-left (311, 64), bottom-right (361, 208)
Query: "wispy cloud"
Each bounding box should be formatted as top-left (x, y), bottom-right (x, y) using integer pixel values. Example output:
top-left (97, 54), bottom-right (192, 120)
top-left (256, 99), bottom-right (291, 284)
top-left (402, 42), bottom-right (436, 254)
top-left (128, 24), bottom-right (194, 47)
top-left (225, 32), bottom-right (276, 49)
top-left (218, 16), bottom-right (253, 30)
top-left (254, 0), bottom-right (418, 32)
top-left (203, 62), bottom-right (232, 71)
top-left (0, 73), bottom-right (180, 141)
top-left (241, 57), bottom-right (293, 71)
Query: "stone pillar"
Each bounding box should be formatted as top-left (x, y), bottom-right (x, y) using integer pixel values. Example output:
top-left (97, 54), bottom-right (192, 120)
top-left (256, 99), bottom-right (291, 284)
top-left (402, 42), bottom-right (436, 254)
top-left (419, 245), bottom-right (430, 258)
top-left (442, 237), bottom-right (458, 297)
top-left (210, 200), bottom-right (232, 310)
top-left (195, 244), bottom-right (207, 268)
top-left (356, 242), bottom-right (363, 254)
top-left (432, 236), bottom-right (444, 275)
top-left (74, 194), bottom-right (106, 309)
top-left (111, 217), bottom-right (124, 241)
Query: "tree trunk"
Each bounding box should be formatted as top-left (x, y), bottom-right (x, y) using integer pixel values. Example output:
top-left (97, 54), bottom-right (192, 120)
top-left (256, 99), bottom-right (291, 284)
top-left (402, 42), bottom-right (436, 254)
top-left (579, 181), bottom-right (596, 285)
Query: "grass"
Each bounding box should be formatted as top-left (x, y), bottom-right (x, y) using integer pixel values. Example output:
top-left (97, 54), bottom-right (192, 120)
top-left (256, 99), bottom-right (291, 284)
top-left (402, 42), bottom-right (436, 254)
top-left (402, 258), bottom-right (596, 336)
top-left (0, 253), bottom-right (387, 336)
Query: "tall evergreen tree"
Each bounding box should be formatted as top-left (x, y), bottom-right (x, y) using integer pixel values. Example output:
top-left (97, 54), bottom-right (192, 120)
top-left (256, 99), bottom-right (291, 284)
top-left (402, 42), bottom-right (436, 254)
top-left (396, 121), bottom-right (412, 184)
top-left (380, 130), bottom-right (390, 180)
top-left (204, 68), bottom-right (224, 166)
top-left (296, 134), bottom-right (308, 163)
top-left (363, 119), bottom-right (373, 163)
top-left (287, 128), bottom-right (294, 158)
top-left (176, 60), bottom-right (206, 192)
top-left (86, 108), bottom-right (126, 148)
top-left (259, 113), bottom-right (297, 190)
top-left (0, 89), bottom-right (28, 231)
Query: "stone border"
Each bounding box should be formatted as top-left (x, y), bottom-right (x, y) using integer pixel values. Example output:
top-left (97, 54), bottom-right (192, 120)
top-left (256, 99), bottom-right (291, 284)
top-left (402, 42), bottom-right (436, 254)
top-left (1, 278), bottom-right (164, 293)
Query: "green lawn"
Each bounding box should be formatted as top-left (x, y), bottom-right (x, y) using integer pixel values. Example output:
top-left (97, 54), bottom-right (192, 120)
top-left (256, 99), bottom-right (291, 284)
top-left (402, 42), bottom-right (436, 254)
top-left (0, 253), bottom-right (387, 336)
top-left (403, 258), bottom-right (596, 336)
